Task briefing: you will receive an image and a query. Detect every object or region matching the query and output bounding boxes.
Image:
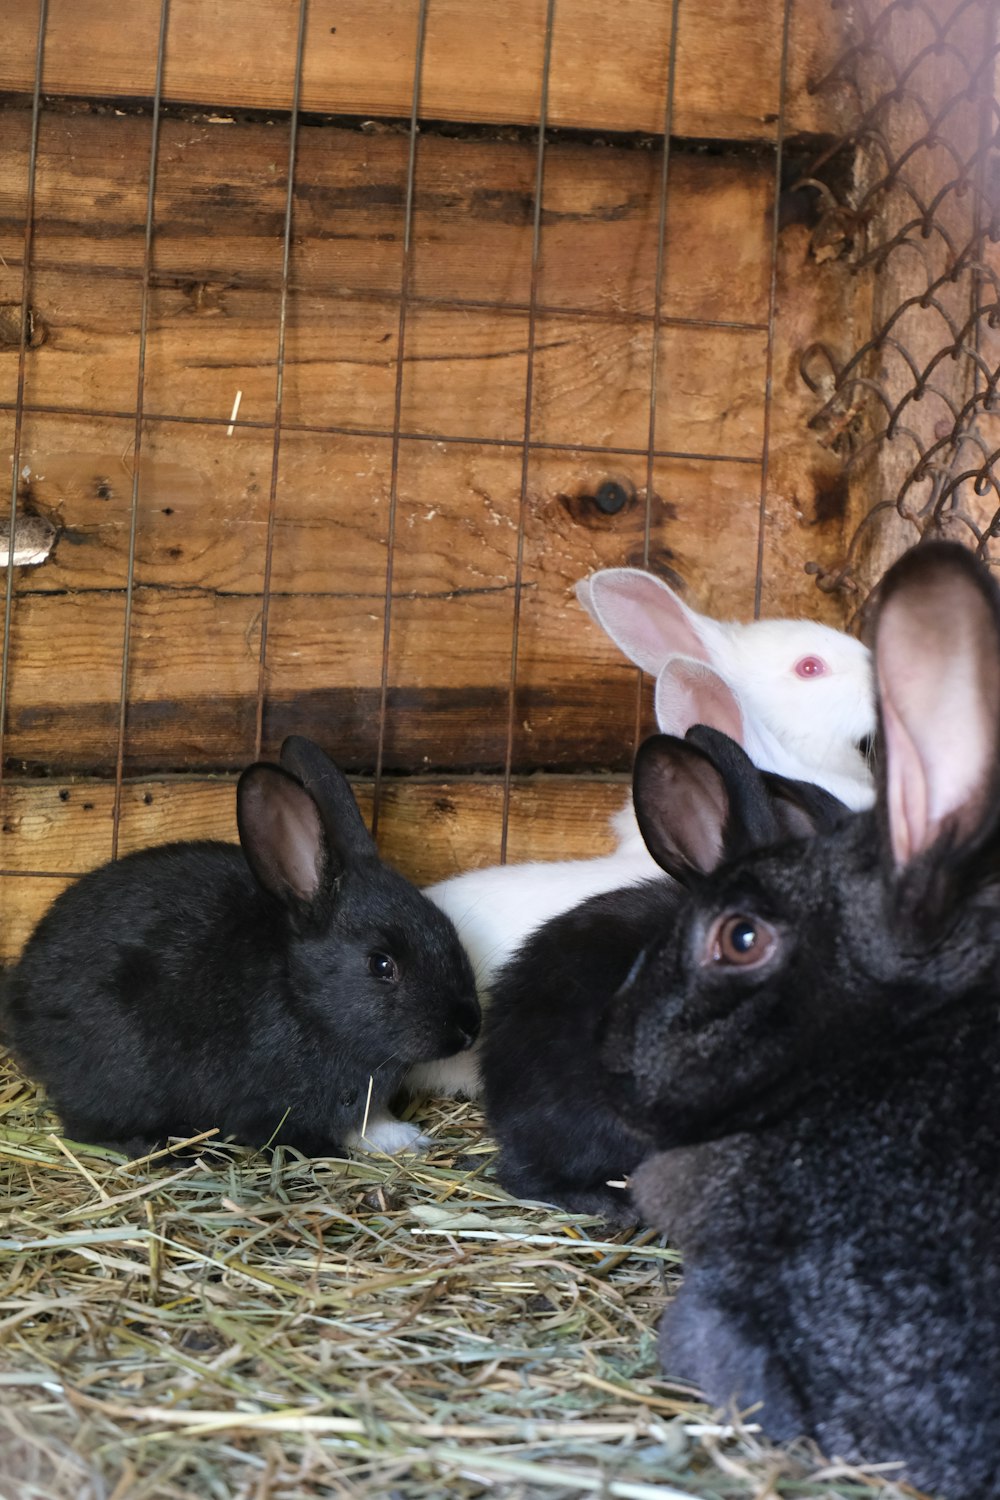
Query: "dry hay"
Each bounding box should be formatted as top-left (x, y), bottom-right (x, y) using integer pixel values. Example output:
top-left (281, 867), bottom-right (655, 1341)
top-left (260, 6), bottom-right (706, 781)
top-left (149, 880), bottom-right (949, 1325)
top-left (0, 1057), bottom-right (914, 1500)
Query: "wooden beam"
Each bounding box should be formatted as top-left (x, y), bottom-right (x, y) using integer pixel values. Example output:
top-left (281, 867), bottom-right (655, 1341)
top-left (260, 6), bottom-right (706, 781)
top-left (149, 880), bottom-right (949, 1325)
top-left (2, 0), bottom-right (848, 142)
top-left (2, 109), bottom-right (776, 322)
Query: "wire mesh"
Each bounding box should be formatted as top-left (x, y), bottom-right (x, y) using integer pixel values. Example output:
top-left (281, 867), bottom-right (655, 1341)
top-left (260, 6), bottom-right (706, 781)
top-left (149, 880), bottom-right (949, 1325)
top-left (797, 0), bottom-right (1000, 601)
top-left (5, 0), bottom-right (992, 931)
top-left (372, 0), bottom-right (429, 841)
top-left (109, 0), bottom-right (169, 860)
top-left (0, 0), bottom-right (46, 804)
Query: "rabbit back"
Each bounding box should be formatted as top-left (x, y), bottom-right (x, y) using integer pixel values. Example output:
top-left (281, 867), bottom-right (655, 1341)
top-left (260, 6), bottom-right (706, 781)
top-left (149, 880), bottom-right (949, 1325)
top-left (481, 878), bottom-right (681, 1222)
top-left (0, 841), bottom-right (324, 1152)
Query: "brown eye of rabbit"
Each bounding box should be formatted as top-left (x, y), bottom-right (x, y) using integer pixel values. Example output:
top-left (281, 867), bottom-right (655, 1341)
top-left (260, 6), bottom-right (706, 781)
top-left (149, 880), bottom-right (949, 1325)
top-left (367, 952), bottom-right (399, 983)
top-left (707, 914), bottom-right (777, 969)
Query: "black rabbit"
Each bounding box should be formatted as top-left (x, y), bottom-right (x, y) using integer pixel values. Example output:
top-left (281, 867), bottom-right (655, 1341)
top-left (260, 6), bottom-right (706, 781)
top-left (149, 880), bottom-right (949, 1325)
top-left (605, 541), bottom-right (1000, 1499)
top-left (0, 735), bottom-right (480, 1159)
top-left (480, 724), bottom-right (846, 1223)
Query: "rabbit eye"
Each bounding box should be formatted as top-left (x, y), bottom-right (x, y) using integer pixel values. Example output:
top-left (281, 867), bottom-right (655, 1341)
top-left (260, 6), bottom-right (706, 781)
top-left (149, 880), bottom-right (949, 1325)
top-left (794, 654), bottom-right (828, 678)
top-left (367, 952), bottom-right (399, 983)
top-left (707, 914), bottom-right (777, 969)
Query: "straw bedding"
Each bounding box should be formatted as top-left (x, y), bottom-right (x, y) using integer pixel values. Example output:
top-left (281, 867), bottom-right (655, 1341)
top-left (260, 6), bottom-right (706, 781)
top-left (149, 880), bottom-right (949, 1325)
top-left (0, 1059), bottom-right (909, 1499)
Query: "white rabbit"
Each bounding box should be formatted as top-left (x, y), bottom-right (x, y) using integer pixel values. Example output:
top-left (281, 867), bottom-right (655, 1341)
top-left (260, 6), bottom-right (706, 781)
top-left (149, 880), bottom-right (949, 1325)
top-left (578, 568), bottom-right (875, 844)
top-left (410, 635), bottom-right (871, 1100)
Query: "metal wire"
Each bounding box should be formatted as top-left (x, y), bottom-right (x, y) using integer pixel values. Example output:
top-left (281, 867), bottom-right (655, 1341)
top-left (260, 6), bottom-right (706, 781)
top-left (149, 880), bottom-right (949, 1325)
top-left (10, 0), bottom-right (996, 883)
top-left (370, 0), bottom-right (429, 841)
top-left (635, 0), bottom-right (681, 753)
top-left (753, 0), bottom-right (794, 620)
top-left (0, 0), bottom-right (47, 800)
top-left (108, 0), bottom-right (170, 860)
top-left (253, 0), bottom-right (310, 761)
top-left (498, 0), bottom-right (557, 865)
top-left (0, 398), bottom-right (762, 467)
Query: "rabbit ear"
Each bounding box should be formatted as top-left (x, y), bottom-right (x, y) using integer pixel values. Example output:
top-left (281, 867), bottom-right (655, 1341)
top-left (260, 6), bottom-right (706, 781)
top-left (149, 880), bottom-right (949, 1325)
top-left (632, 735), bottom-right (733, 881)
top-left (237, 764), bottom-right (329, 907)
top-left (635, 727), bottom-right (803, 880)
top-left (654, 657), bottom-right (746, 741)
top-left (577, 568), bottom-right (727, 675)
top-left (874, 542), bottom-right (1000, 869)
top-left (278, 735), bottom-right (377, 867)
top-left (761, 774), bottom-right (848, 840)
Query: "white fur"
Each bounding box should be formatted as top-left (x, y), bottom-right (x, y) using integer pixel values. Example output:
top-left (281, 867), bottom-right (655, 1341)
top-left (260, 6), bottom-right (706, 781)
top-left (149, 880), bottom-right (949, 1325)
top-left (408, 569), bottom-right (877, 1102)
top-left (578, 568), bottom-right (875, 808)
top-left (411, 846), bottom-right (660, 1097)
top-left (343, 1112), bottom-right (431, 1155)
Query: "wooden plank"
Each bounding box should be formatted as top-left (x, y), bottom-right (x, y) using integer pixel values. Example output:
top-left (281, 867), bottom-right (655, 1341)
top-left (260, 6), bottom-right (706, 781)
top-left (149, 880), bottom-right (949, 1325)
top-left (0, 109), bottom-right (31, 272)
top-left (7, 418), bottom-right (860, 775)
top-left (0, 0), bottom-right (849, 142)
top-left (757, 210), bottom-right (867, 620)
top-left (3, 270), bottom-right (766, 449)
top-left (0, 582), bottom-right (647, 773)
top-left (0, 771), bottom-right (629, 962)
top-left (1, 108), bottom-right (775, 323)
top-left (10, 416), bottom-right (813, 772)
top-left (12, 411), bottom-right (279, 594)
top-left (0, 876), bottom-right (75, 965)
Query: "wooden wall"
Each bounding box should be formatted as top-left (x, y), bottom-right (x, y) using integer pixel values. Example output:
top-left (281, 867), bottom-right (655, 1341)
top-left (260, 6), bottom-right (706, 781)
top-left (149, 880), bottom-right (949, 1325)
top-left (0, 0), bottom-right (861, 959)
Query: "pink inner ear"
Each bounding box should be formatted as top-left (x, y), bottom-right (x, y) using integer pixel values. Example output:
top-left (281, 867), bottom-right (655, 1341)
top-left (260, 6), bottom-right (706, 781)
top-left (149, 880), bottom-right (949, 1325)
top-left (635, 741), bottom-right (730, 876)
top-left (655, 658), bottom-right (745, 743)
top-left (279, 796), bottom-right (325, 900)
top-left (880, 686), bottom-right (929, 867)
top-left (585, 569), bottom-right (714, 674)
top-left (877, 556), bottom-right (1000, 868)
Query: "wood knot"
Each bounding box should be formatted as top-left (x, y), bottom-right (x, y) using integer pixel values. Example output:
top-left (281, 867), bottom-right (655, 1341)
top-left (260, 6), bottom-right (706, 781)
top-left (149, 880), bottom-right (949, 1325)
top-left (559, 475), bottom-right (638, 528)
top-left (0, 303), bottom-right (47, 350)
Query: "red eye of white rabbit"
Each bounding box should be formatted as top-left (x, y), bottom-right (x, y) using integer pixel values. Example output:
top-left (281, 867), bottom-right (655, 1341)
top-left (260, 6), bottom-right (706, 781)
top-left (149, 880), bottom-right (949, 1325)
top-left (367, 952), bottom-right (399, 982)
top-left (706, 914), bottom-right (777, 969)
top-left (794, 655), bottom-right (828, 678)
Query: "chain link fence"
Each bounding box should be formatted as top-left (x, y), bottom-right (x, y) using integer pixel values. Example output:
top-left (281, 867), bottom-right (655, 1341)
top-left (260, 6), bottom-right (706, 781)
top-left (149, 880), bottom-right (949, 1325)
top-left (797, 0), bottom-right (1000, 607)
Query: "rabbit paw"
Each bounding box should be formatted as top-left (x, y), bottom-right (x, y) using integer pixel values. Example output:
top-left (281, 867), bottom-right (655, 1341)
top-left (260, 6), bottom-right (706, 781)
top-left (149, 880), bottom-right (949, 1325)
top-left (347, 1115), bottom-right (432, 1156)
top-left (406, 1049), bottom-right (482, 1100)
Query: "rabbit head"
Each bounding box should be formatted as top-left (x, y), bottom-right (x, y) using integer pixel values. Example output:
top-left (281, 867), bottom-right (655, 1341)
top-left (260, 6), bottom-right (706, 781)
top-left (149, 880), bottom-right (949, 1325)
top-left (602, 542), bottom-right (1000, 1148)
top-left (577, 566), bottom-right (875, 795)
top-left (243, 736), bottom-right (481, 1069)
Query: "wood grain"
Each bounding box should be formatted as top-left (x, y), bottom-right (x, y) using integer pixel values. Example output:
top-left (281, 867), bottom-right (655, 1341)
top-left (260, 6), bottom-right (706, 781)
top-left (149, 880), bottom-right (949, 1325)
top-left (0, 107), bottom-right (777, 450)
top-left (0, 4), bottom-right (863, 821)
top-left (4, 385), bottom-right (860, 774)
top-left (1, 110), bottom-right (774, 324)
top-left (0, 771), bottom-right (629, 962)
top-left (2, 0), bottom-right (849, 142)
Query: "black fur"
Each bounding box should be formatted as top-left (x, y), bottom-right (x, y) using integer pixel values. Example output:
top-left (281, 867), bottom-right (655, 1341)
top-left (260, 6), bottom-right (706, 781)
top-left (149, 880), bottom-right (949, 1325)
top-left (0, 737), bottom-right (480, 1157)
top-left (481, 879), bottom-right (679, 1223)
top-left (618, 543), bottom-right (1000, 1497)
top-left (481, 725), bottom-right (847, 1224)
